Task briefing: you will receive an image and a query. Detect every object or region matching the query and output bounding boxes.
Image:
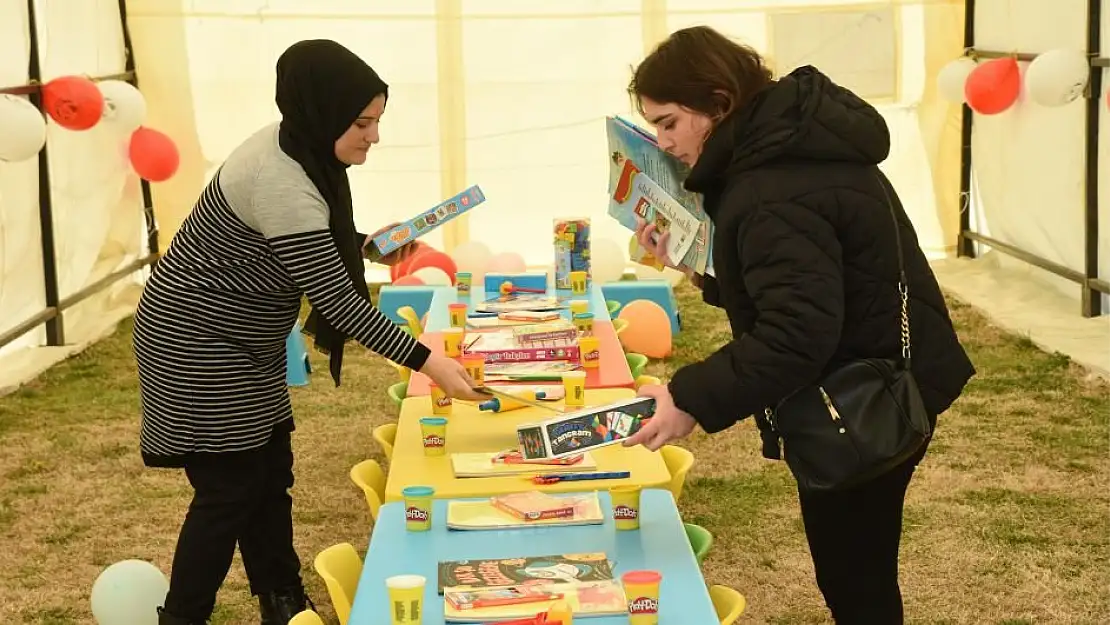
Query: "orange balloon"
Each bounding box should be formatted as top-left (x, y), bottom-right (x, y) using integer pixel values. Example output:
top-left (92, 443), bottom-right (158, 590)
top-left (129, 127), bottom-right (180, 181)
top-left (964, 57), bottom-right (1021, 115)
top-left (617, 299), bottom-right (673, 359)
top-left (42, 75), bottom-right (104, 130)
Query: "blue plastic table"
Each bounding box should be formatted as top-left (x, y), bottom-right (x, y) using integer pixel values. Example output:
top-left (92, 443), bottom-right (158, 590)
top-left (425, 282), bottom-right (613, 332)
top-left (348, 489), bottom-right (717, 624)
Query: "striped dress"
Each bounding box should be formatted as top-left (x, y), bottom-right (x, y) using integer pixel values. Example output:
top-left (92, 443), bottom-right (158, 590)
top-left (133, 123), bottom-right (430, 466)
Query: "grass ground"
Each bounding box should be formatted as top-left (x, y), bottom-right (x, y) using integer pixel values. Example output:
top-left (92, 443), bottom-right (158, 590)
top-left (0, 283), bottom-right (1106, 624)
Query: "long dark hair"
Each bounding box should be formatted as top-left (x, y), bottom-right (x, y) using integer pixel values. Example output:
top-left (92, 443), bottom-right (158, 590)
top-left (629, 26), bottom-right (773, 122)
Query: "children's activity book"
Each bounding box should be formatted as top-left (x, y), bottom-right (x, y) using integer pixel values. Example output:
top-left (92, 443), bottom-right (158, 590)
top-left (605, 116), bottom-right (714, 276)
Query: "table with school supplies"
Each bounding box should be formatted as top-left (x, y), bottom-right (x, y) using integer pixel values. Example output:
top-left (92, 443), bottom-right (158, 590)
top-left (348, 489), bottom-right (719, 624)
top-left (382, 389), bottom-right (671, 502)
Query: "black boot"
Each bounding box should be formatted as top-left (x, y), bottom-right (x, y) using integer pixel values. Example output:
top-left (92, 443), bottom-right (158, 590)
top-left (157, 606), bottom-right (208, 625)
top-left (258, 585), bottom-right (315, 625)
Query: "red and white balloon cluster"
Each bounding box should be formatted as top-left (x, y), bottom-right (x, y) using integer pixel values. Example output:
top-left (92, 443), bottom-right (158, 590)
top-left (937, 49), bottom-right (1102, 114)
top-left (389, 240), bottom-right (526, 287)
top-left (0, 75), bottom-right (179, 181)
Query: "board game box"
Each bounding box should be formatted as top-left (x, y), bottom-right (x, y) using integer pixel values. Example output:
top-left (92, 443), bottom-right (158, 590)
top-left (367, 185), bottom-right (486, 260)
top-left (516, 397), bottom-right (656, 460)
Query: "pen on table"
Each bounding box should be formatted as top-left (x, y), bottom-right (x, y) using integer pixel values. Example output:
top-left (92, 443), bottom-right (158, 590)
top-left (531, 470), bottom-right (631, 484)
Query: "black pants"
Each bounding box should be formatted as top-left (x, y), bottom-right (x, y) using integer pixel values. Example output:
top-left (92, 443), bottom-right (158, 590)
top-left (798, 444), bottom-right (928, 624)
top-left (162, 427), bottom-right (302, 621)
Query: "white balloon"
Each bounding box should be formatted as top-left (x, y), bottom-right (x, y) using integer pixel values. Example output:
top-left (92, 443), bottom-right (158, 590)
top-left (0, 94), bottom-right (47, 162)
top-left (98, 80), bottom-right (147, 133)
top-left (937, 57), bottom-right (977, 103)
top-left (90, 560), bottom-right (168, 625)
top-left (410, 266), bottom-right (452, 286)
top-left (590, 237), bottom-right (627, 283)
top-left (450, 240), bottom-right (492, 280)
top-left (1025, 49), bottom-right (1089, 107)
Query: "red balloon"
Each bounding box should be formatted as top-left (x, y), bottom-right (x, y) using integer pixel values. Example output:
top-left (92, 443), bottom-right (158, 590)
top-left (406, 250), bottom-right (458, 285)
top-left (392, 243), bottom-right (433, 280)
top-left (393, 274), bottom-right (425, 286)
top-left (965, 58), bottom-right (1021, 115)
top-left (129, 127), bottom-right (180, 182)
top-left (42, 75), bottom-right (104, 130)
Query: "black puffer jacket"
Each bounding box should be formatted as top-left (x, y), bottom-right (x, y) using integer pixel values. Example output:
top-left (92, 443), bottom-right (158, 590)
top-left (668, 66), bottom-right (975, 446)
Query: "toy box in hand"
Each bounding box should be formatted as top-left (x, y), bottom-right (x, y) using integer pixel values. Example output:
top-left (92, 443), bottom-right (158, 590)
top-left (516, 397), bottom-right (656, 460)
top-left (368, 185), bottom-right (486, 260)
top-left (553, 218), bottom-right (591, 289)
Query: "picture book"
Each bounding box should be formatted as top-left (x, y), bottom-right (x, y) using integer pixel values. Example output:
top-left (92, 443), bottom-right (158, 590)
top-left (367, 185), bottom-right (486, 259)
top-left (474, 294), bottom-right (565, 314)
top-left (437, 552), bottom-right (614, 593)
top-left (610, 155), bottom-right (699, 269)
top-left (482, 361), bottom-right (580, 382)
top-left (443, 579), bottom-right (627, 622)
top-left (517, 396), bottom-right (656, 460)
top-left (605, 116), bottom-right (714, 275)
top-left (445, 492), bottom-right (604, 531)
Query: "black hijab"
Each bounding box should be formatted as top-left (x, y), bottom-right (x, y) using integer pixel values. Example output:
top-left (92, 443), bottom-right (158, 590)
top-left (275, 39), bottom-right (387, 386)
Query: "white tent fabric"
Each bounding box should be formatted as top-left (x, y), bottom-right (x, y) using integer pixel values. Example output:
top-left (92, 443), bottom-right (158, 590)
top-left (0, 0), bottom-right (1105, 377)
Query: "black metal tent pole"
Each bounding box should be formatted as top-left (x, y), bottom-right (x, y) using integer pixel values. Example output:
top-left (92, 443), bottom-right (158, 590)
top-left (1081, 0), bottom-right (1102, 317)
top-left (117, 0), bottom-right (160, 263)
top-left (956, 0), bottom-right (976, 259)
top-left (25, 0), bottom-right (64, 345)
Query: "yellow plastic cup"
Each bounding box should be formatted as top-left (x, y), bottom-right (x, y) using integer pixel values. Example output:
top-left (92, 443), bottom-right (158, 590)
top-left (562, 370), bottom-right (587, 407)
top-left (402, 486), bottom-right (434, 532)
top-left (419, 417), bottom-right (447, 456)
top-left (621, 570), bottom-right (662, 625)
top-left (448, 303), bottom-right (468, 329)
top-left (443, 326), bottom-right (464, 357)
top-left (386, 573), bottom-right (427, 624)
top-left (461, 353), bottom-right (485, 386)
top-left (610, 486), bottom-right (642, 530)
top-left (569, 271), bottom-right (588, 295)
top-left (578, 336), bottom-right (601, 369)
top-left (429, 383), bottom-right (453, 416)
top-left (569, 299), bottom-right (589, 316)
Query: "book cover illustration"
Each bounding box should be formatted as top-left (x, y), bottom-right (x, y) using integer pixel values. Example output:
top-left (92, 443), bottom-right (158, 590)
top-left (475, 294), bottom-right (564, 314)
top-left (462, 328), bottom-right (579, 364)
top-left (369, 185), bottom-right (485, 258)
top-left (610, 156), bottom-right (699, 268)
top-left (605, 116), bottom-right (714, 275)
top-left (437, 552), bottom-right (614, 593)
top-left (443, 579), bottom-right (627, 622)
top-left (518, 397), bottom-right (657, 459)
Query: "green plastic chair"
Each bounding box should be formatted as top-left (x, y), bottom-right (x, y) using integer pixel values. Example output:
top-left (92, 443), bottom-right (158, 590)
top-left (625, 352), bottom-right (649, 379)
top-left (606, 299), bottom-right (621, 316)
top-left (387, 381), bottom-right (408, 408)
top-left (684, 523), bottom-right (714, 566)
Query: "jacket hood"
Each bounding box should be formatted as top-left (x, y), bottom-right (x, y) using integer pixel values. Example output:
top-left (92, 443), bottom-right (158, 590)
top-left (686, 66), bottom-right (890, 193)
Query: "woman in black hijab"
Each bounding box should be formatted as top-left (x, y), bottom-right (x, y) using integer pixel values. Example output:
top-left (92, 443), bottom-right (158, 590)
top-left (138, 40), bottom-right (481, 625)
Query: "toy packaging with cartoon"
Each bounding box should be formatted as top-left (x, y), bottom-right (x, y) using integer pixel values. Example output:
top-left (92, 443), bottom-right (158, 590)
top-left (553, 217), bottom-right (591, 289)
top-left (368, 185), bottom-right (486, 260)
top-left (516, 397), bottom-right (656, 460)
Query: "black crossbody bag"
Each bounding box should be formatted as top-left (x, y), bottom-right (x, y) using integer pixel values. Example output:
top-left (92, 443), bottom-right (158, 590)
top-left (764, 175), bottom-right (932, 492)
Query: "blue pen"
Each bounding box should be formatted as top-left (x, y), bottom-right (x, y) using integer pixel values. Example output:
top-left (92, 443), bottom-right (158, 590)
top-left (531, 470), bottom-right (631, 484)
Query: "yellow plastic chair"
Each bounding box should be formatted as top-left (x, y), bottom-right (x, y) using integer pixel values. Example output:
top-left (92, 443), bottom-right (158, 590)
top-left (372, 423), bottom-right (397, 461)
top-left (396, 306), bottom-right (424, 339)
top-left (634, 374), bottom-right (661, 390)
top-left (606, 299), bottom-right (621, 316)
top-left (289, 610), bottom-right (325, 625)
top-left (660, 445), bottom-right (695, 502)
top-left (349, 459), bottom-right (385, 521)
top-left (313, 543), bottom-right (364, 625)
top-left (387, 360), bottom-right (412, 383)
top-left (387, 381), bottom-right (408, 408)
top-left (709, 585), bottom-right (747, 625)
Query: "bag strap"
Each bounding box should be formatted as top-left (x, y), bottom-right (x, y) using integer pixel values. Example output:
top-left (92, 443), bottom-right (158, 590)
top-left (873, 172), bottom-right (911, 368)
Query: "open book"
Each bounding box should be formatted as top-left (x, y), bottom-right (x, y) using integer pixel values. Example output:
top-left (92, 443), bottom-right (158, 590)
top-left (605, 116), bottom-right (714, 276)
